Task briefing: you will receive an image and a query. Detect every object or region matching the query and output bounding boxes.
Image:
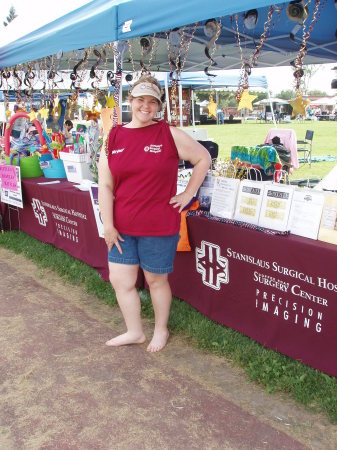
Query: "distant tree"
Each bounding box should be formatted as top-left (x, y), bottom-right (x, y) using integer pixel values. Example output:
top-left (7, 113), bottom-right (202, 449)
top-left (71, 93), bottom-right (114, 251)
top-left (3, 6), bottom-right (17, 27)
top-left (195, 89), bottom-right (267, 107)
top-left (277, 89), bottom-right (297, 100)
top-left (301, 65), bottom-right (320, 94)
top-left (307, 90), bottom-right (328, 97)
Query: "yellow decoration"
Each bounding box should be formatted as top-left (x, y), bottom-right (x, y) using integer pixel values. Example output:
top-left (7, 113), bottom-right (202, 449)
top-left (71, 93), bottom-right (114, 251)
top-left (289, 93), bottom-right (310, 118)
top-left (5, 109), bottom-right (11, 119)
top-left (85, 109), bottom-right (101, 121)
top-left (207, 96), bottom-right (217, 119)
top-left (105, 95), bottom-right (117, 108)
top-left (28, 110), bottom-right (37, 121)
top-left (52, 95), bottom-right (59, 116)
top-left (237, 89), bottom-right (257, 111)
top-left (38, 107), bottom-right (49, 119)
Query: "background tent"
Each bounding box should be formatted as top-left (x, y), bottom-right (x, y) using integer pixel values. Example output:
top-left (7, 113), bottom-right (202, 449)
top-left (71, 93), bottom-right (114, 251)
top-left (0, 0), bottom-right (336, 71)
top-left (310, 97), bottom-right (337, 106)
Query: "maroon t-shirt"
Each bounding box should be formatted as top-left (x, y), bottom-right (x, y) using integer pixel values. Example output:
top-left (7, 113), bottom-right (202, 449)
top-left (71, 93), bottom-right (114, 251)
top-left (107, 120), bottom-right (180, 236)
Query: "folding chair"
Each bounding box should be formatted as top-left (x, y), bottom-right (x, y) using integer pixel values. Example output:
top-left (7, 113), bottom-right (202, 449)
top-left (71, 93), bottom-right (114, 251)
top-left (297, 130), bottom-right (314, 167)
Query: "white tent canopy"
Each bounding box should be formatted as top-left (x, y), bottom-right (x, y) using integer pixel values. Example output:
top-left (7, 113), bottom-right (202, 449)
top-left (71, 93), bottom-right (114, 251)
top-left (254, 98), bottom-right (289, 105)
top-left (310, 97), bottom-right (337, 106)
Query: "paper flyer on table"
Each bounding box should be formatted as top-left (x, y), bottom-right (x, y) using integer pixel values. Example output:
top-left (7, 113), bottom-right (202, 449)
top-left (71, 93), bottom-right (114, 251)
top-left (318, 192), bottom-right (337, 245)
top-left (288, 188), bottom-right (325, 240)
top-left (258, 184), bottom-right (294, 232)
top-left (89, 183), bottom-right (104, 238)
top-left (210, 176), bottom-right (240, 219)
top-left (234, 180), bottom-right (265, 225)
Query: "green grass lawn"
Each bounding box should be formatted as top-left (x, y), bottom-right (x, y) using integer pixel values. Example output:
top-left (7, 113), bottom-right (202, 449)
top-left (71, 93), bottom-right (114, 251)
top-left (191, 120), bottom-right (337, 181)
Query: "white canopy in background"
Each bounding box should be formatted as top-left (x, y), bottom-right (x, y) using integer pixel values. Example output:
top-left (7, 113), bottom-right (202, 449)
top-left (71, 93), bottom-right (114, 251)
top-left (310, 97), bottom-right (337, 106)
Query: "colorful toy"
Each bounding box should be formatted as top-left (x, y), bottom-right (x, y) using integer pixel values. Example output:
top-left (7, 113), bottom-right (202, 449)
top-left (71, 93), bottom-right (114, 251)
top-left (4, 112), bottom-right (46, 156)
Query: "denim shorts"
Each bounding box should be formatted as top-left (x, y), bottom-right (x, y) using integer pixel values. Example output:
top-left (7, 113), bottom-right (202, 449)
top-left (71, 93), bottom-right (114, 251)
top-left (108, 233), bottom-right (180, 274)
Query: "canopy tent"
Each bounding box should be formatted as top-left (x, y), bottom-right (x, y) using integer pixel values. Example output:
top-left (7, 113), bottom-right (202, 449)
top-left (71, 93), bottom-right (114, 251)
top-left (254, 98), bottom-right (289, 105)
top-left (310, 96), bottom-right (337, 106)
top-left (158, 71), bottom-right (269, 126)
top-left (0, 0), bottom-right (336, 73)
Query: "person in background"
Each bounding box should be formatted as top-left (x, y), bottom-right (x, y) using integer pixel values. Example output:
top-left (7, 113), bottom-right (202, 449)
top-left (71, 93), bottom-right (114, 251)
top-left (24, 125), bottom-right (40, 147)
top-left (98, 74), bottom-right (210, 353)
top-left (63, 119), bottom-right (73, 145)
top-left (88, 117), bottom-right (101, 156)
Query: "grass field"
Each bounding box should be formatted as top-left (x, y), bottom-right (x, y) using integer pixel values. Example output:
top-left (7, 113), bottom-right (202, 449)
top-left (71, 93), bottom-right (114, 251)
top-left (191, 120), bottom-right (337, 181)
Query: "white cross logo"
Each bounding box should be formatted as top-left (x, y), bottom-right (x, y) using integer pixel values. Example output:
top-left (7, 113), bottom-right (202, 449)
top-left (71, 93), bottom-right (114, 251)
top-left (31, 198), bottom-right (48, 227)
top-left (196, 240), bottom-right (229, 290)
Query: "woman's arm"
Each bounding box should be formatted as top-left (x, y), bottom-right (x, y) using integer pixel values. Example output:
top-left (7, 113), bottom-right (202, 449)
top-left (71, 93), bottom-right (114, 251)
top-left (169, 127), bottom-right (211, 212)
top-left (98, 147), bottom-right (124, 253)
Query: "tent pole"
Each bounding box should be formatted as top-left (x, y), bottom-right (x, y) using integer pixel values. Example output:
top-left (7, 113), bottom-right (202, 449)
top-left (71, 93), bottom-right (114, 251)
top-left (178, 80), bottom-right (183, 128)
top-left (164, 75), bottom-right (171, 123)
top-left (191, 89), bottom-right (196, 130)
top-left (268, 89), bottom-right (277, 127)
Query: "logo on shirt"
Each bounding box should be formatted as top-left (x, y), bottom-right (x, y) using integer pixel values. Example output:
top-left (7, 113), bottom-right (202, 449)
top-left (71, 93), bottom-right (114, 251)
top-left (196, 240), bottom-right (229, 290)
top-left (144, 144), bottom-right (162, 153)
top-left (111, 148), bottom-right (125, 155)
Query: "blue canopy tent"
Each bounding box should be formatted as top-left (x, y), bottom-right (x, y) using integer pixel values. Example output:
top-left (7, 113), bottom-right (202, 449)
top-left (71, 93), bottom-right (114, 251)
top-left (0, 0), bottom-right (336, 71)
top-left (158, 72), bottom-right (269, 126)
top-left (0, 0), bottom-right (336, 127)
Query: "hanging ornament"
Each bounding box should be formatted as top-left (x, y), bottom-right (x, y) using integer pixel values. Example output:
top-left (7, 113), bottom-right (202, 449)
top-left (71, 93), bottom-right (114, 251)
top-left (292, 0), bottom-right (326, 92)
top-left (5, 109), bottom-right (11, 119)
top-left (85, 110), bottom-right (101, 121)
top-left (38, 107), bottom-right (49, 119)
top-left (28, 110), bottom-right (37, 121)
top-left (237, 89), bottom-right (257, 111)
top-left (207, 95), bottom-right (217, 119)
top-left (243, 10), bottom-right (258, 30)
top-left (289, 92), bottom-right (310, 117)
top-left (286, 1), bottom-right (308, 22)
top-left (105, 95), bottom-right (117, 108)
top-left (204, 19), bottom-right (221, 74)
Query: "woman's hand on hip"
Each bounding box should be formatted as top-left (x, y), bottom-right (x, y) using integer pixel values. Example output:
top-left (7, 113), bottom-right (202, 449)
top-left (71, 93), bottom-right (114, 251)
top-left (104, 226), bottom-right (124, 254)
top-left (169, 191), bottom-right (194, 213)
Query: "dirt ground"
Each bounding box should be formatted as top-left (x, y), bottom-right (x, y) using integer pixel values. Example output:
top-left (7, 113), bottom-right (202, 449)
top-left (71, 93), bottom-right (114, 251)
top-left (0, 247), bottom-right (336, 450)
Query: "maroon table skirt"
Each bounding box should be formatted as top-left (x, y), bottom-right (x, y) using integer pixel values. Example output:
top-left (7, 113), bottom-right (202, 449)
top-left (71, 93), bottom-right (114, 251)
top-left (1, 178), bottom-right (144, 285)
top-left (2, 179), bottom-right (336, 376)
top-left (169, 214), bottom-right (337, 377)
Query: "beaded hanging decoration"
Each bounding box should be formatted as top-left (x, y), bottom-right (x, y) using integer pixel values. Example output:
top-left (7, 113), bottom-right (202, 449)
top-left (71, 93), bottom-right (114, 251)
top-left (166, 23), bottom-right (198, 124)
top-left (234, 7), bottom-right (275, 104)
top-left (293, 0), bottom-right (326, 92)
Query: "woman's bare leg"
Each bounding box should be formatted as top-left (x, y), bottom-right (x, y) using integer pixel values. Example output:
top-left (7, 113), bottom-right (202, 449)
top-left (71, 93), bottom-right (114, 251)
top-left (106, 263), bottom-right (146, 346)
top-left (144, 271), bottom-right (172, 352)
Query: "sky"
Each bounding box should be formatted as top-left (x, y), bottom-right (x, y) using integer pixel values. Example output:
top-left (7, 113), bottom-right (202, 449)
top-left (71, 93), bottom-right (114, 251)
top-left (1, 0), bottom-right (336, 96)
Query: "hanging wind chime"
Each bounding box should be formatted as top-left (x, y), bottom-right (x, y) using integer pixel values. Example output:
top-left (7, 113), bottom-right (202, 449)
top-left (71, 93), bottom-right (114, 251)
top-left (289, 0), bottom-right (326, 117)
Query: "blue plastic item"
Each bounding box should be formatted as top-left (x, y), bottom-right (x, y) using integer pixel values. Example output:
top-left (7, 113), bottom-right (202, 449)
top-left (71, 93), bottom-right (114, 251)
top-left (41, 158), bottom-right (67, 179)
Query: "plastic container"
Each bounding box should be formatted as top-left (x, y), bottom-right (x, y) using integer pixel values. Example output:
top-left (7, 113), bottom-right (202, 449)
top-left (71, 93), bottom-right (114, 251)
top-left (5, 155), bottom-right (43, 178)
top-left (59, 152), bottom-right (92, 183)
top-left (40, 158), bottom-right (67, 179)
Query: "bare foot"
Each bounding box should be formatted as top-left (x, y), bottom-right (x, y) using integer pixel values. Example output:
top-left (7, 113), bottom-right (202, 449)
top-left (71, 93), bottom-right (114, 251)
top-left (105, 332), bottom-right (146, 347)
top-left (146, 329), bottom-right (170, 353)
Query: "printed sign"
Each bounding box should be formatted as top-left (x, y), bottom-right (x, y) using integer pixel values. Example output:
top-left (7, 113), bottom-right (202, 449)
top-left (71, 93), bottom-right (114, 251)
top-left (89, 184), bottom-right (104, 238)
top-left (0, 165), bottom-right (18, 191)
top-left (0, 166), bottom-right (23, 208)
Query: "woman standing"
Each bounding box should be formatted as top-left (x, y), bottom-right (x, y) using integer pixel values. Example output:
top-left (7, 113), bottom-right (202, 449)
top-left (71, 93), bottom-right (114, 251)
top-left (98, 75), bottom-right (210, 352)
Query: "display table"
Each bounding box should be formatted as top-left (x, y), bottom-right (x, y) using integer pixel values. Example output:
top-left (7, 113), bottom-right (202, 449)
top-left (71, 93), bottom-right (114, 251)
top-left (2, 179), bottom-right (336, 376)
top-left (0, 177), bottom-right (142, 288)
top-left (264, 128), bottom-right (299, 169)
top-left (169, 213), bottom-right (337, 377)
